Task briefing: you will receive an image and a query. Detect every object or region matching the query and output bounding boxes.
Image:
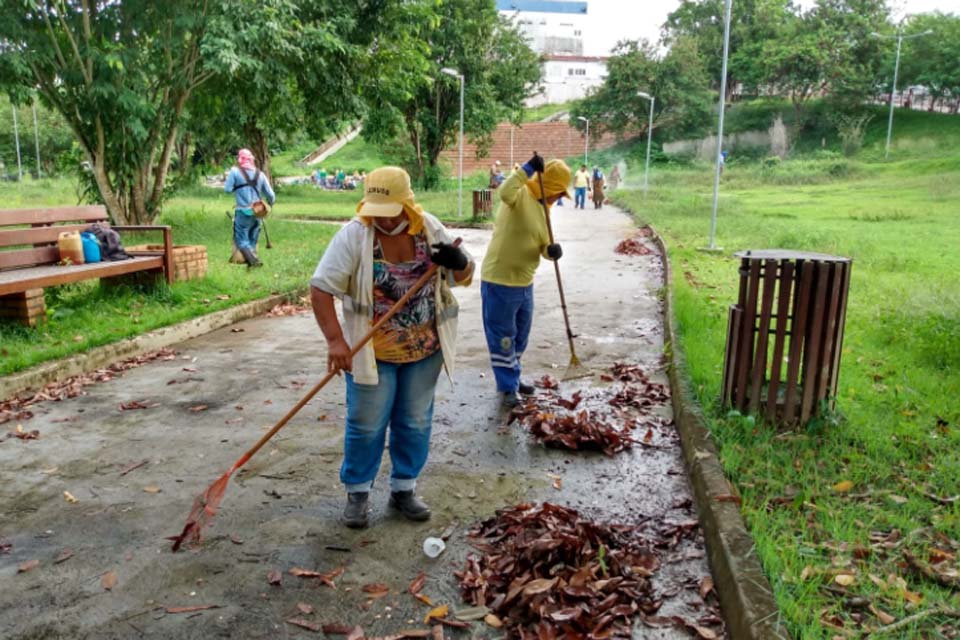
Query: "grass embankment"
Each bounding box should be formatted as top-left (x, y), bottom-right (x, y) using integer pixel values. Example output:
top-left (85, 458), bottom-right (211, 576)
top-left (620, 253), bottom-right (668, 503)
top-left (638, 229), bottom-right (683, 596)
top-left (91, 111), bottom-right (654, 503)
top-left (1, 170), bottom-right (497, 377)
top-left (613, 111), bottom-right (960, 637)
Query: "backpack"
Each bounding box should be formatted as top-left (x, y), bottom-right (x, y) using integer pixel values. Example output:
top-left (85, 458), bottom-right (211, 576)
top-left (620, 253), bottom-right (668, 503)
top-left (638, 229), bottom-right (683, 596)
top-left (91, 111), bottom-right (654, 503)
top-left (85, 223), bottom-right (131, 261)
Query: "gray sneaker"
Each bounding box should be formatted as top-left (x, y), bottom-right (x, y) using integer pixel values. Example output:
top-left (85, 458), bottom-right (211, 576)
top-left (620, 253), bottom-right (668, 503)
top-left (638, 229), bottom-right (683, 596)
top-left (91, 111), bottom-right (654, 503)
top-left (343, 492), bottom-right (369, 529)
top-left (389, 490), bottom-right (431, 522)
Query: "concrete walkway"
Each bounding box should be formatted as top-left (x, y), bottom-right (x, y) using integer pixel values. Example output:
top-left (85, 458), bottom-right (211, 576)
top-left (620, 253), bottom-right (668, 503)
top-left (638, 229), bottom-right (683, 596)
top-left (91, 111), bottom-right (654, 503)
top-left (0, 202), bottom-right (718, 639)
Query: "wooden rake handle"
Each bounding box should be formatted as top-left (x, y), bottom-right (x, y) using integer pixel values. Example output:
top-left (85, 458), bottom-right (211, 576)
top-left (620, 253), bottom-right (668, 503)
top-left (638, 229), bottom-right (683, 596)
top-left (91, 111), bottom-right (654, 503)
top-left (534, 162), bottom-right (579, 350)
top-left (228, 237), bottom-right (463, 473)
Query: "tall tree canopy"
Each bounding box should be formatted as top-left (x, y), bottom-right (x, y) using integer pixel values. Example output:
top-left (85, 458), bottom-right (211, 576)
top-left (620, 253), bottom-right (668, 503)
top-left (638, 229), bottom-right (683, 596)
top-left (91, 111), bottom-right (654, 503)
top-left (570, 38), bottom-right (712, 142)
top-left (361, 0), bottom-right (541, 188)
top-left (896, 12), bottom-right (960, 113)
top-left (0, 1), bottom-right (268, 223)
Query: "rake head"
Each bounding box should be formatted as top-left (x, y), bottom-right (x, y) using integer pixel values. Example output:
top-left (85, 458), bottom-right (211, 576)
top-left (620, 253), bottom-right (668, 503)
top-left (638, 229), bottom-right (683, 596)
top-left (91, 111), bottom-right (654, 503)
top-left (562, 354), bottom-right (592, 381)
top-left (168, 471), bottom-right (232, 552)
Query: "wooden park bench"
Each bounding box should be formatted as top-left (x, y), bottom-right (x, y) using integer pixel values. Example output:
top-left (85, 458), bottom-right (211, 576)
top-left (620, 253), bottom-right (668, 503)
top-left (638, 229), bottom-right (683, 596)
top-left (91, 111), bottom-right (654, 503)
top-left (0, 205), bottom-right (173, 326)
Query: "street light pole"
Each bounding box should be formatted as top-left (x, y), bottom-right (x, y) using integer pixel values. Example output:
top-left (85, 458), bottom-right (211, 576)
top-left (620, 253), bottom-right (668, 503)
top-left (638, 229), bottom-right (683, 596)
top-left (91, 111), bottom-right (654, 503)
top-left (12, 104), bottom-right (23, 181)
top-left (637, 91), bottom-right (655, 199)
top-left (872, 29), bottom-right (933, 160)
top-left (32, 100), bottom-right (42, 179)
top-left (441, 67), bottom-right (465, 218)
top-left (708, 0), bottom-right (733, 251)
top-left (577, 116), bottom-right (589, 165)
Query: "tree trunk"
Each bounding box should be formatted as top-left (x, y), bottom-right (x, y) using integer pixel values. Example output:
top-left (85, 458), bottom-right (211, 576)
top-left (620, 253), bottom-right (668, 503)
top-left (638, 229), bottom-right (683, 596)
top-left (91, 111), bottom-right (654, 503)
top-left (244, 120), bottom-right (272, 184)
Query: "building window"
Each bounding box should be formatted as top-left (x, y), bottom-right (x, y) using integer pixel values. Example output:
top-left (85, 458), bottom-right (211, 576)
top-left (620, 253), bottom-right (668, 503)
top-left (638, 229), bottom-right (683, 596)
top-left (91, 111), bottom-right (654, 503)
top-left (567, 68), bottom-right (586, 76)
top-left (574, 30), bottom-right (581, 36)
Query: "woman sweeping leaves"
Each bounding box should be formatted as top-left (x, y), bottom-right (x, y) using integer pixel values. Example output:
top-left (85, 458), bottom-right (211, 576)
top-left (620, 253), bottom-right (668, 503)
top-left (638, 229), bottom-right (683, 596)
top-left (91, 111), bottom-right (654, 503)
top-left (309, 167), bottom-right (474, 528)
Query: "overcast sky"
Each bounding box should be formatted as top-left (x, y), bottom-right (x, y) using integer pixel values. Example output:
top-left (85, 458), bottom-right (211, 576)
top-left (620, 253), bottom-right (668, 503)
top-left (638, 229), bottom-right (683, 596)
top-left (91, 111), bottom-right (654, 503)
top-left (582, 0), bottom-right (960, 56)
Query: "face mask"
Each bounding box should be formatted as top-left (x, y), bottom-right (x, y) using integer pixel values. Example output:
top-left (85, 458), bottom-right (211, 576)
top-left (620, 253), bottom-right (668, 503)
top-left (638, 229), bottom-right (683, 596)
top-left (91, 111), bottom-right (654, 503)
top-left (373, 219), bottom-right (409, 236)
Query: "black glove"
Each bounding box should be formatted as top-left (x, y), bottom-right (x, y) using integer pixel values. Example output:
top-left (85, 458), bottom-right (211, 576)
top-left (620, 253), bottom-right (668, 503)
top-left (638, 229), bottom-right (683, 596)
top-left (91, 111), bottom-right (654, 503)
top-left (547, 243), bottom-right (563, 260)
top-left (431, 242), bottom-right (469, 271)
top-left (527, 153), bottom-right (545, 174)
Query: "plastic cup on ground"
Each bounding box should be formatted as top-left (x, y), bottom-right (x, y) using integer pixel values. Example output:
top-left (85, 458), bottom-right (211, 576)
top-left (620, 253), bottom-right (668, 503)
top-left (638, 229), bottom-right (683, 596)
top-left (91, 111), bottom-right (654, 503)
top-left (422, 537), bottom-right (445, 558)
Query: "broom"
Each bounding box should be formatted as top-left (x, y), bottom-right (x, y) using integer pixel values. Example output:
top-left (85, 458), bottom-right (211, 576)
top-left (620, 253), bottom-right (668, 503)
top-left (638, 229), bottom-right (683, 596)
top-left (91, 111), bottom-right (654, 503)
top-left (169, 238), bottom-right (463, 551)
top-left (534, 154), bottom-right (590, 381)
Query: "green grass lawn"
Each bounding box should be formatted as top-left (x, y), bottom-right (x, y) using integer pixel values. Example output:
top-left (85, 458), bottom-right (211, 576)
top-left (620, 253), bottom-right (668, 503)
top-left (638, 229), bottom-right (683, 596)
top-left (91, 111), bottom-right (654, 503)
top-left (614, 134), bottom-right (960, 635)
top-left (0, 173), bottom-right (496, 376)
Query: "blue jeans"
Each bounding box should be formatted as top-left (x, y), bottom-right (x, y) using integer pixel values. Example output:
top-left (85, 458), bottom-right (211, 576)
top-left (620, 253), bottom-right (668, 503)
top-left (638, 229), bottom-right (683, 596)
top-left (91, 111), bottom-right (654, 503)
top-left (574, 187), bottom-right (587, 208)
top-left (481, 281), bottom-right (534, 393)
top-left (341, 351), bottom-right (444, 493)
top-left (233, 210), bottom-right (261, 251)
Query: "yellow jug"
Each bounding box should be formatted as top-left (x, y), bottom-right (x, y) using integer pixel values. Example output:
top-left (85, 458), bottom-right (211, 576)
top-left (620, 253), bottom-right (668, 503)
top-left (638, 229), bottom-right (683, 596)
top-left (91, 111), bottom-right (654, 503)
top-left (58, 231), bottom-right (85, 265)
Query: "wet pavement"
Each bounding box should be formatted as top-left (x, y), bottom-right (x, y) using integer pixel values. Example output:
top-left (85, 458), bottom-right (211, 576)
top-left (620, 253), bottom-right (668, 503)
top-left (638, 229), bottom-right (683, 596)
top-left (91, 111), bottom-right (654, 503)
top-left (0, 202), bottom-right (717, 639)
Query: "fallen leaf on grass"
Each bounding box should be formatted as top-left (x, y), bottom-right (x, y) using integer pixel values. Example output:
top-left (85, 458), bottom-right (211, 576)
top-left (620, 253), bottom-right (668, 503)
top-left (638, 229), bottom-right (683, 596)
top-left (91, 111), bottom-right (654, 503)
top-left (63, 491), bottom-right (78, 504)
top-left (101, 570), bottom-right (118, 590)
top-left (268, 569), bottom-right (282, 586)
top-left (869, 604), bottom-right (896, 625)
top-left (188, 405), bottom-right (208, 413)
top-left (166, 604), bottom-right (221, 614)
top-left (54, 549), bottom-right (73, 564)
top-left (833, 480), bottom-right (854, 493)
top-left (424, 604), bottom-right (448, 623)
top-left (297, 602), bottom-right (314, 615)
top-left (143, 486), bottom-right (161, 494)
top-left (230, 535), bottom-right (244, 545)
top-left (413, 593), bottom-right (433, 606)
top-left (714, 494), bottom-right (742, 506)
top-left (287, 618), bottom-right (320, 632)
top-left (18, 559), bottom-right (39, 573)
top-left (834, 573), bottom-right (856, 586)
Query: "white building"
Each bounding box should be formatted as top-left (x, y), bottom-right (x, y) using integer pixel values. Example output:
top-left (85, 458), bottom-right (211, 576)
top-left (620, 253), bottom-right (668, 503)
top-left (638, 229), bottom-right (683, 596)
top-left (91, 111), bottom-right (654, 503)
top-left (497, 1), bottom-right (607, 106)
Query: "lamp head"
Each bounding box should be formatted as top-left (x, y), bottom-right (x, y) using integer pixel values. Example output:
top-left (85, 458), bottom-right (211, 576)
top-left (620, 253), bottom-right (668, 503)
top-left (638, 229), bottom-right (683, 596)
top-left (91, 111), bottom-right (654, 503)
top-left (637, 91), bottom-right (652, 99)
top-left (577, 116), bottom-right (588, 122)
top-left (440, 67), bottom-right (461, 78)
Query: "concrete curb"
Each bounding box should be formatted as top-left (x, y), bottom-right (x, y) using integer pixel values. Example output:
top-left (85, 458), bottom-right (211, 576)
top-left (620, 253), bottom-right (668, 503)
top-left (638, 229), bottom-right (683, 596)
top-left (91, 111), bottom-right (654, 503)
top-left (0, 293), bottom-right (290, 401)
top-left (647, 228), bottom-right (790, 640)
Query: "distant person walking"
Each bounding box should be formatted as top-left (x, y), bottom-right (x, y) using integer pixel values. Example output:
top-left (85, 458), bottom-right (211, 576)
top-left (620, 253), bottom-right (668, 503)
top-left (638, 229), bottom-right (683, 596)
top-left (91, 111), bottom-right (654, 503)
top-left (591, 166), bottom-right (605, 209)
top-left (573, 164), bottom-right (590, 209)
top-left (225, 149), bottom-right (275, 268)
top-left (608, 165), bottom-right (621, 190)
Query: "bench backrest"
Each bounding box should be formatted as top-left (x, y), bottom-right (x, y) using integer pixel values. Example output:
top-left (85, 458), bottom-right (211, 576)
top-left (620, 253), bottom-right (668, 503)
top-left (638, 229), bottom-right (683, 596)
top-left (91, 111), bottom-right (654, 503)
top-left (0, 206), bottom-right (110, 271)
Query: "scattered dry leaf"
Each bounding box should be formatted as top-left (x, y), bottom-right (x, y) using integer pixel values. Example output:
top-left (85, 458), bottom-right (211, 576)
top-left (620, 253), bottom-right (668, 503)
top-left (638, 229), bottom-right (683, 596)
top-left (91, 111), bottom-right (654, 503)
top-left (286, 618), bottom-right (321, 632)
top-left (833, 480), bottom-right (854, 493)
top-left (166, 604), bottom-right (220, 614)
top-left (188, 405), bottom-right (208, 413)
top-left (268, 569), bottom-right (282, 586)
top-left (424, 604), bottom-right (449, 624)
top-left (484, 613), bottom-right (503, 628)
top-left (297, 602), bottom-right (314, 615)
top-left (54, 549), bottom-right (74, 564)
top-left (101, 570), bottom-right (118, 590)
top-left (834, 573), bottom-right (856, 586)
top-left (18, 559), bottom-right (39, 573)
top-left (63, 491), bottom-right (78, 504)
top-left (143, 486), bottom-right (161, 494)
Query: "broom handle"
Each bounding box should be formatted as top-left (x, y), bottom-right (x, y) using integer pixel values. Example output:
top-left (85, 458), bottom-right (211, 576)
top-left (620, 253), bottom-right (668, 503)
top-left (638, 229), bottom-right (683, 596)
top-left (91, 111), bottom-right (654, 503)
top-left (536, 167), bottom-right (579, 354)
top-left (227, 238), bottom-right (462, 473)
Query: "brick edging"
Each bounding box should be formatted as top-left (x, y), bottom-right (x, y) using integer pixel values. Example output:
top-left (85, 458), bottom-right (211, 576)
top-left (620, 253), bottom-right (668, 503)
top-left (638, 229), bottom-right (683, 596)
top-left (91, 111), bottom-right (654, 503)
top-left (647, 227), bottom-right (790, 640)
top-left (278, 215), bottom-right (493, 230)
top-left (0, 293), bottom-right (291, 401)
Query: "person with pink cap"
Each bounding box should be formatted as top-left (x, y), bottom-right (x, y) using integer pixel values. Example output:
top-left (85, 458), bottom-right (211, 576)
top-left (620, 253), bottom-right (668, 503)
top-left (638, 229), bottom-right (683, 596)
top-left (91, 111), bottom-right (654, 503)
top-left (224, 149), bottom-right (275, 267)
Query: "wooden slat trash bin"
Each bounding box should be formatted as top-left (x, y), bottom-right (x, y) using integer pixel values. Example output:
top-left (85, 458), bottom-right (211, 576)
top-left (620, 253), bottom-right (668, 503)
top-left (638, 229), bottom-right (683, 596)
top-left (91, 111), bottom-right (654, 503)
top-left (721, 250), bottom-right (852, 426)
top-left (472, 189), bottom-right (493, 218)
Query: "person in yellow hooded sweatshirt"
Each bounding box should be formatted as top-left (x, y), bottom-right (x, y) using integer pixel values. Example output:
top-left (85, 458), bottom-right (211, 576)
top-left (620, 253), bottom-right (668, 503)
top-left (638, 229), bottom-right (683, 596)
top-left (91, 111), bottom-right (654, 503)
top-left (481, 154), bottom-right (572, 406)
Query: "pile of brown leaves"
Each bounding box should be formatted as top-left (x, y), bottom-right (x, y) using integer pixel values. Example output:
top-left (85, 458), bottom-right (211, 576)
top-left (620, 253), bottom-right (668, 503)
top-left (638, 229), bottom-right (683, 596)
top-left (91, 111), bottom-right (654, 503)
top-left (614, 239), bottom-right (653, 256)
top-left (457, 502), bottom-right (662, 638)
top-left (0, 348), bottom-right (178, 425)
top-left (508, 394), bottom-right (635, 456)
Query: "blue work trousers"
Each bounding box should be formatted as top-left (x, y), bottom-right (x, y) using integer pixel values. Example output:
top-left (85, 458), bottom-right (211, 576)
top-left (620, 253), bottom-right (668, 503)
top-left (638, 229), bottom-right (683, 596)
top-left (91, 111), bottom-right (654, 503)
top-left (481, 281), bottom-right (534, 393)
top-left (233, 210), bottom-right (261, 251)
top-left (574, 187), bottom-right (587, 209)
top-left (341, 351), bottom-right (443, 494)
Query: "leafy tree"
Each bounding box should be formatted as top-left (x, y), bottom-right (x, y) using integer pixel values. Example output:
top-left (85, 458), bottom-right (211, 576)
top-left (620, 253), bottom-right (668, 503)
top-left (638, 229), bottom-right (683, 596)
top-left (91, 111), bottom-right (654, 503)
top-left (662, 0), bottom-right (791, 94)
top-left (0, 1), bottom-right (288, 224)
top-left (569, 38), bottom-right (713, 142)
top-left (360, 0), bottom-right (541, 188)
top-left (897, 12), bottom-right (960, 113)
top-left (0, 94), bottom-right (75, 177)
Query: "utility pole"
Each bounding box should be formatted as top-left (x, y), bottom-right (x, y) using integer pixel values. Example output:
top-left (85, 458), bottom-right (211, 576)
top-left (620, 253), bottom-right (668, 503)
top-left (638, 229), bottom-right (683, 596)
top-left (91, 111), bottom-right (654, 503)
top-left (12, 104), bottom-right (23, 181)
top-left (32, 100), bottom-right (41, 179)
top-left (872, 28), bottom-right (933, 160)
top-left (707, 0), bottom-right (733, 251)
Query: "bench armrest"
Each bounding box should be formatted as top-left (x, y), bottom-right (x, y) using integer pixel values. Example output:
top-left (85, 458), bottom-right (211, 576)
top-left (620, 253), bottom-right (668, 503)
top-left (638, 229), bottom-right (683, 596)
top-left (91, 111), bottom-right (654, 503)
top-left (113, 225), bottom-right (174, 285)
